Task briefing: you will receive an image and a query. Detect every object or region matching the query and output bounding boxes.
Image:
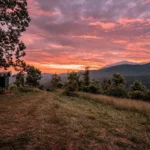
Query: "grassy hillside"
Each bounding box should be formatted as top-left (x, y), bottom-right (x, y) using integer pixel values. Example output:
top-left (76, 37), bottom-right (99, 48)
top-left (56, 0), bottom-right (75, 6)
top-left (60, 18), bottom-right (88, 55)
top-left (0, 91), bottom-right (150, 150)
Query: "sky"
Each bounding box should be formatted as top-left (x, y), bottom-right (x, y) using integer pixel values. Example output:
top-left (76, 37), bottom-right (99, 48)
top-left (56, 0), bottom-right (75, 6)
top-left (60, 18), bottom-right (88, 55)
top-left (21, 0), bottom-right (150, 73)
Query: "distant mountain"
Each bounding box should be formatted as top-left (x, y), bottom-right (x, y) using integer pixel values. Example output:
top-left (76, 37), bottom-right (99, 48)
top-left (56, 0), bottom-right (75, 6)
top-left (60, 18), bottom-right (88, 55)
top-left (105, 61), bottom-right (146, 68)
top-left (9, 62), bottom-right (150, 89)
top-left (90, 63), bottom-right (150, 79)
top-left (90, 63), bottom-right (150, 89)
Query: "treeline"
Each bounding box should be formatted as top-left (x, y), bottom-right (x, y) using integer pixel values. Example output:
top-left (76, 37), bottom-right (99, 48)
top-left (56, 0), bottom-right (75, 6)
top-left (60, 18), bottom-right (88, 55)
top-left (48, 67), bottom-right (150, 102)
top-left (1, 66), bottom-right (149, 102)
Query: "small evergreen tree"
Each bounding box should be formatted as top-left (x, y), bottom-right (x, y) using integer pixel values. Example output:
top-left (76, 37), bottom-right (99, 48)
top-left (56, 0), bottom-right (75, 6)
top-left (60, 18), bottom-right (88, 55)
top-left (26, 65), bottom-right (42, 87)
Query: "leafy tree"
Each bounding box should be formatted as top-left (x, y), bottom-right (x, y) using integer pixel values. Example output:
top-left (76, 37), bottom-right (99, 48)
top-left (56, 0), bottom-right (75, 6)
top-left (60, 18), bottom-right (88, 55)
top-left (129, 81), bottom-right (147, 100)
top-left (130, 81), bottom-right (147, 92)
top-left (50, 74), bottom-right (62, 91)
top-left (111, 73), bottom-right (125, 87)
top-left (107, 74), bottom-right (127, 98)
top-left (26, 66), bottom-right (42, 87)
top-left (88, 79), bottom-right (101, 94)
top-left (64, 72), bottom-right (80, 95)
top-left (0, 0), bottom-right (30, 69)
top-left (101, 78), bottom-right (112, 94)
top-left (83, 67), bottom-right (90, 86)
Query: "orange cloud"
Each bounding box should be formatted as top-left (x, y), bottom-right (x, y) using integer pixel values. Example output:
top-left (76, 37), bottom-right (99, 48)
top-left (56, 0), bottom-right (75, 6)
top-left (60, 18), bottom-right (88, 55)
top-left (89, 22), bottom-right (116, 29)
top-left (113, 40), bottom-right (128, 44)
top-left (72, 35), bottom-right (103, 39)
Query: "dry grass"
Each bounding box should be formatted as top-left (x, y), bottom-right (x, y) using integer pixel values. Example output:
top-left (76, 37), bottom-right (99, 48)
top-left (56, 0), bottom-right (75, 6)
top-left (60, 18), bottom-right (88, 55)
top-left (78, 92), bottom-right (150, 117)
top-left (0, 91), bottom-right (150, 150)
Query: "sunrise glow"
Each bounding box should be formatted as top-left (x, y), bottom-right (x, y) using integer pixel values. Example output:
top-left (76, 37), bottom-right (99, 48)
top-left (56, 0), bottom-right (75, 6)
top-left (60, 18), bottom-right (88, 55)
top-left (17, 0), bottom-right (150, 73)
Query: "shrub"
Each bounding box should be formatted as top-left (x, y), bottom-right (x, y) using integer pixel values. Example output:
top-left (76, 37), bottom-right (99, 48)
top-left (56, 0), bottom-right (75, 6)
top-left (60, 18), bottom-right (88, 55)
top-left (83, 80), bottom-right (101, 94)
top-left (57, 82), bottom-right (64, 89)
top-left (88, 84), bottom-right (101, 94)
top-left (107, 86), bottom-right (127, 98)
top-left (130, 81), bottom-right (147, 92)
top-left (129, 91), bottom-right (146, 100)
top-left (8, 84), bottom-right (18, 91)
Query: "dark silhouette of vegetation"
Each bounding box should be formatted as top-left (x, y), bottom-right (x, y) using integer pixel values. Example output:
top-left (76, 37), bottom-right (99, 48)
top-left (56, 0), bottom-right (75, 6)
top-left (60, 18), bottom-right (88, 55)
top-left (101, 78), bottom-right (112, 94)
top-left (64, 72), bottom-right (80, 96)
top-left (26, 65), bottom-right (42, 87)
top-left (129, 81), bottom-right (149, 101)
top-left (49, 74), bottom-right (63, 91)
top-left (0, 0), bottom-right (30, 69)
top-left (15, 72), bottom-right (25, 87)
top-left (107, 73), bottom-right (127, 98)
top-left (83, 66), bottom-right (90, 86)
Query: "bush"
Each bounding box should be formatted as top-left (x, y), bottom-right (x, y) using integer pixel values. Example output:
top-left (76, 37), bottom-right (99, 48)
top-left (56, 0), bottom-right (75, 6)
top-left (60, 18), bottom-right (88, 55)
top-left (129, 91), bottom-right (146, 100)
top-left (8, 84), bottom-right (18, 91)
top-left (88, 84), bottom-right (101, 94)
top-left (57, 82), bottom-right (64, 89)
top-left (19, 86), bottom-right (40, 93)
top-left (107, 86), bottom-right (127, 98)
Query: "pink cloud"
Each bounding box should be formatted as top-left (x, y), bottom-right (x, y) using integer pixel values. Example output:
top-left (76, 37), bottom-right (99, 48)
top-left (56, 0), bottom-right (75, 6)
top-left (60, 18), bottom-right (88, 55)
top-left (89, 22), bottom-right (116, 29)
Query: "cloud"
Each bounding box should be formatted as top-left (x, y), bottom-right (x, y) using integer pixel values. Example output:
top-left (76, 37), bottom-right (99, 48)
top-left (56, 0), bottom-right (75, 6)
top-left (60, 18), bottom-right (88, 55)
top-left (89, 22), bottom-right (116, 29)
top-left (16, 0), bottom-right (150, 73)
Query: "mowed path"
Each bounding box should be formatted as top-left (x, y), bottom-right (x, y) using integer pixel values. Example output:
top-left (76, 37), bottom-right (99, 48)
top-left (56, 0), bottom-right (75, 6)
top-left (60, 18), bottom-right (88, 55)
top-left (0, 91), bottom-right (150, 150)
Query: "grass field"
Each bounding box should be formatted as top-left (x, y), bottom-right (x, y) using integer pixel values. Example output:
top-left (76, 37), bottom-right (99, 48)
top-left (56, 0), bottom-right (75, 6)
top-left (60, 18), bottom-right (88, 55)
top-left (0, 91), bottom-right (150, 150)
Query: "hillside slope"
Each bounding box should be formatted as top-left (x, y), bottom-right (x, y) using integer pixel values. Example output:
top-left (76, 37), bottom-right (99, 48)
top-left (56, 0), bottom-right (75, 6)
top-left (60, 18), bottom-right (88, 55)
top-left (91, 63), bottom-right (150, 78)
top-left (0, 91), bottom-right (150, 150)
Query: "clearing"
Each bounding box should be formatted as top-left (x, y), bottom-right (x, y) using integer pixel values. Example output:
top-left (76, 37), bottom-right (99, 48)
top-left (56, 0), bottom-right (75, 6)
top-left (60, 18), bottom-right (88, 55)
top-left (0, 91), bottom-right (150, 150)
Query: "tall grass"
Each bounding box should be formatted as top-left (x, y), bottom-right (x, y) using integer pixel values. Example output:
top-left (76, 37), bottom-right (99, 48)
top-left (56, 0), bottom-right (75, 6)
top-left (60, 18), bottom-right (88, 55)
top-left (78, 92), bottom-right (150, 117)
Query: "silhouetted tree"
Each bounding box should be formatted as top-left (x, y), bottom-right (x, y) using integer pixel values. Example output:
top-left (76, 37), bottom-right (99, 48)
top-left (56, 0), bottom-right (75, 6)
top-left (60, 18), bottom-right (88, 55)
top-left (101, 78), bottom-right (112, 94)
top-left (0, 0), bottom-right (30, 69)
top-left (130, 81), bottom-right (147, 92)
top-left (26, 66), bottom-right (42, 87)
top-left (50, 74), bottom-right (62, 91)
top-left (83, 67), bottom-right (90, 86)
top-left (107, 74), bottom-right (127, 98)
top-left (111, 73), bottom-right (125, 87)
top-left (129, 81), bottom-right (147, 100)
top-left (64, 72), bottom-right (80, 95)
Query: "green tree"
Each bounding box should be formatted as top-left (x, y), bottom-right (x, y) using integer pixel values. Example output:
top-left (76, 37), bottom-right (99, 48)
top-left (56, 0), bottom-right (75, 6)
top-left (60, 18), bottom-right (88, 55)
top-left (130, 81), bottom-right (147, 92)
top-left (111, 73), bottom-right (125, 87)
top-left (107, 74), bottom-right (127, 98)
top-left (0, 0), bottom-right (30, 69)
top-left (50, 74), bottom-right (62, 91)
top-left (88, 79), bottom-right (101, 94)
top-left (26, 66), bottom-right (42, 87)
top-left (64, 72), bottom-right (80, 95)
top-left (101, 78), bottom-right (112, 94)
top-left (129, 81), bottom-right (147, 100)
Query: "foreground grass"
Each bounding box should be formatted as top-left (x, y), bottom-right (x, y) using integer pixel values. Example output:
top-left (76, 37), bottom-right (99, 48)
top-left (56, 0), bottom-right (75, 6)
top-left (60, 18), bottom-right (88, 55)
top-left (0, 91), bottom-right (150, 150)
